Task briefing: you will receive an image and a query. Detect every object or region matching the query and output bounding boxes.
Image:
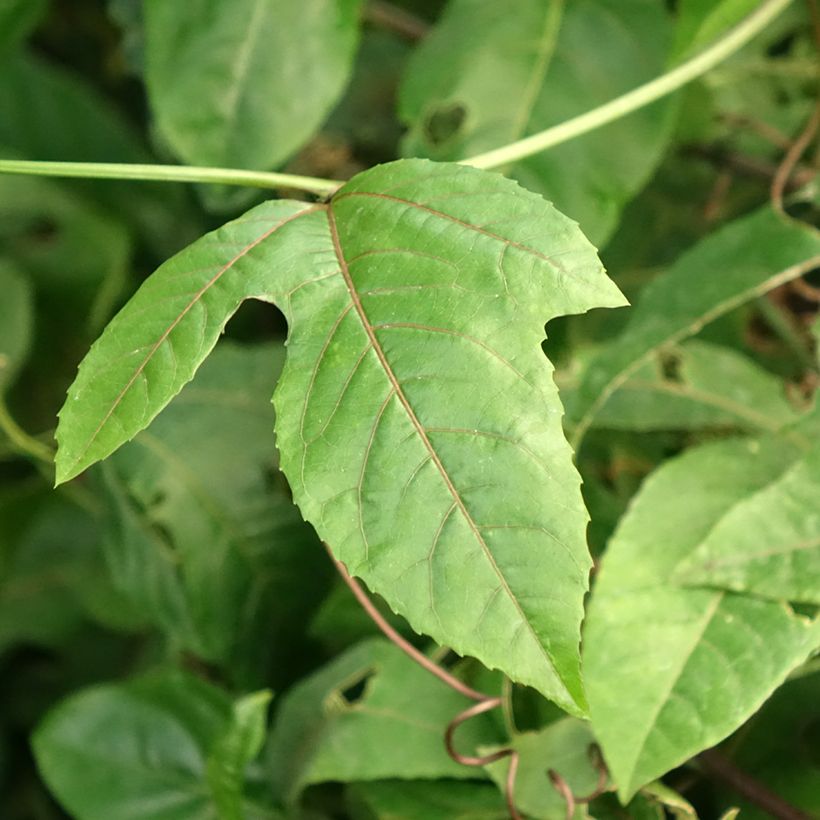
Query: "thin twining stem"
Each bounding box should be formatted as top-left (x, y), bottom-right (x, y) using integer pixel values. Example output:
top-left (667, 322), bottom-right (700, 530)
top-left (329, 546), bottom-right (603, 820)
top-left (463, 0), bottom-right (795, 170)
top-left (0, 159), bottom-right (342, 196)
top-left (327, 547), bottom-right (486, 701)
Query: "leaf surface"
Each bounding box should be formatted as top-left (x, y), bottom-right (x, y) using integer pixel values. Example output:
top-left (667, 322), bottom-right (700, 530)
top-left (57, 159), bottom-right (624, 712)
top-left (677, 441), bottom-right (820, 604)
top-left (570, 208), bottom-right (820, 443)
top-left (144, 0), bottom-right (362, 171)
top-left (399, 0), bottom-right (675, 245)
top-left (583, 436), bottom-right (820, 799)
top-left (0, 0), bottom-right (46, 52)
top-left (33, 670), bottom-right (232, 820)
top-left (483, 718), bottom-right (602, 819)
top-left (568, 340), bottom-right (799, 434)
top-left (266, 638), bottom-right (502, 801)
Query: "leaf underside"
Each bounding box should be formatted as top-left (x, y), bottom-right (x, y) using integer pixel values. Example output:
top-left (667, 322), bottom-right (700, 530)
top-left (55, 159), bottom-right (625, 712)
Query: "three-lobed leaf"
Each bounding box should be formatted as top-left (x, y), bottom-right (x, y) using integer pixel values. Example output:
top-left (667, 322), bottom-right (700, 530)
top-left (55, 159), bottom-right (625, 713)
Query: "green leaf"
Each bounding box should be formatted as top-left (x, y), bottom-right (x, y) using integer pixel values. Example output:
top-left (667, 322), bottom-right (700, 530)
top-left (0, 53), bottom-right (197, 254)
top-left (206, 691), bottom-right (272, 820)
top-left (56, 159), bottom-right (625, 710)
top-left (348, 780), bottom-right (507, 820)
top-left (0, 262), bottom-right (33, 392)
top-left (399, 0), bottom-right (675, 246)
top-left (0, 0), bottom-right (47, 53)
top-left (709, 671), bottom-right (820, 819)
top-left (676, 440), bottom-right (820, 604)
top-left (267, 638), bottom-right (502, 801)
top-left (95, 341), bottom-right (327, 684)
top-left (572, 339), bottom-right (800, 434)
top-left (33, 669), bottom-right (232, 820)
top-left (672, 0), bottom-right (760, 60)
top-left (483, 718), bottom-right (603, 820)
top-left (570, 208), bottom-right (820, 442)
top-left (0, 173), bottom-right (131, 331)
top-left (0, 490), bottom-right (136, 653)
top-left (143, 0), bottom-right (362, 171)
top-left (583, 435), bottom-right (820, 800)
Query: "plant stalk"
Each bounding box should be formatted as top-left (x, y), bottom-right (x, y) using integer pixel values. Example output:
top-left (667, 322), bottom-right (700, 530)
top-left (0, 159), bottom-right (342, 196)
top-left (463, 0), bottom-right (795, 170)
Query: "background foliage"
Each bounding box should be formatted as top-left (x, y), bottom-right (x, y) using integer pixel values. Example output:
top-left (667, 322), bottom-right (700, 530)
top-left (0, 1), bottom-right (818, 818)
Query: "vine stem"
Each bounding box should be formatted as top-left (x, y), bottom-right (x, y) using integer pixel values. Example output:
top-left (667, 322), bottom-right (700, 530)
top-left (0, 397), bottom-right (53, 466)
top-left (462, 0), bottom-right (795, 170)
top-left (0, 159), bottom-right (342, 196)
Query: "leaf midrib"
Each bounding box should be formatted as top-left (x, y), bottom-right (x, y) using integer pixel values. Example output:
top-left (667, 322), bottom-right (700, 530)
top-left (325, 201), bottom-right (564, 692)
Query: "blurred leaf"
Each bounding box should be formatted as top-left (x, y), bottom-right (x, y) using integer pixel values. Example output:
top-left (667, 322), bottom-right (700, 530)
top-left (483, 718), bottom-right (602, 820)
top-left (143, 0), bottom-right (362, 171)
top-left (96, 341), bottom-right (327, 684)
top-left (267, 638), bottom-right (503, 802)
top-left (639, 782), bottom-right (697, 818)
top-left (33, 668), bottom-right (280, 820)
top-left (584, 435), bottom-right (820, 800)
top-left (572, 339), bottom-right (800, 434)
top-left (673, 0), bottom-right (760, 60)
top-left (206, 691), bottom-right (272, 820)
top-left (571, 208), bottom-right (820, 441)
top-left (0, 262), bottom-right (33, 392)
top-left (677, 439), bottom-right (820, 603)
top-left (0, 52), bottom-right (198, 254)
top-left (0, 490), bottom-right (137, 654)
top-left (0, 0), bottom-right (47, 53)
top-left (399, 0), bottom-right (675, 246)
top-left (55, 159), bottom-right (625, 711)
top-left (0, 173), bottom-right (131, 331)
top-left (347, 780), bottom-right (507, 820)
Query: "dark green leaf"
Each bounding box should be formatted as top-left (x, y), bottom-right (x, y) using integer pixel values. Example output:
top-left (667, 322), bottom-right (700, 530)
top-left (399, 0), bottom-right (675, 246)
top-left (56, 160), bottom-right (625, 710)
top-left (95, 341), bottom-right (327, 683)
top-left (143, 0), bottom-right (363, 170)
top-left (0, 0), bottom-right (46, 54)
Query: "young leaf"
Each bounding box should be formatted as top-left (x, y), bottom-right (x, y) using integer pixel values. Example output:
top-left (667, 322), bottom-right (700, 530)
top-left (482, 718), bottom-right (603, 820)
top-left (677, 440), bottom-right (820, 603)
top-left (570, 208), bottom-right (820, 443)
top-left (206, 691), bottom-right (272, 820)
top-left (56, 159), bottom-right (625, 711)
top-left (399, 0), bottom-right (675, 246)
top-left (143, 0), bottom-right (362, 171)
top-left (583, 436), bottom-right (820, 800)
top-left (267, 638), bottom-right (503, 801)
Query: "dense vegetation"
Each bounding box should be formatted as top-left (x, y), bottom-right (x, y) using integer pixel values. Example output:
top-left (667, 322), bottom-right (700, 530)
top-left (0, 1), bottom-right (818, 818)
